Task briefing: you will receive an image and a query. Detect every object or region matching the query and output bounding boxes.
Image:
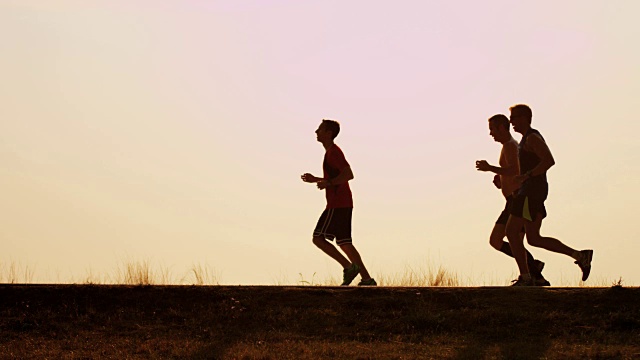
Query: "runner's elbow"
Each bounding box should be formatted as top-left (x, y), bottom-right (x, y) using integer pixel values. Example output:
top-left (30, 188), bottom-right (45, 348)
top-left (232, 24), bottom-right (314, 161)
top-left (346, 169), bottom-right (354, 180)
top-left (546, 158), bottom-right (555, 169)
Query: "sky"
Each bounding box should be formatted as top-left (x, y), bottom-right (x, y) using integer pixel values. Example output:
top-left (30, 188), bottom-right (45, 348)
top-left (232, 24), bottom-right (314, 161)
top-left (1, 1), bottom-right (639, 286)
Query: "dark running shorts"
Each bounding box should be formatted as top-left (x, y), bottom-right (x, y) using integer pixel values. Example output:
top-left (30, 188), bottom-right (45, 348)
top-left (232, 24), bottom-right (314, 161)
top-left (496, 195), bottom-right (515, 225)
top-left (313, 207), bottom-right (353, 246)
top-left (510, 181), bottom-right (548, 222)
top-left (496, 195), bottom-right (526, 232)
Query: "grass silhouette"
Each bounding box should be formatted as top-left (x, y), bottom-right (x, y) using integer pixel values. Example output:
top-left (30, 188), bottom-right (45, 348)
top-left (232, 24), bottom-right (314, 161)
top-left (0, 259), bottom-right (627, 287)
top-left (0, 261), bottom-right (34, 284)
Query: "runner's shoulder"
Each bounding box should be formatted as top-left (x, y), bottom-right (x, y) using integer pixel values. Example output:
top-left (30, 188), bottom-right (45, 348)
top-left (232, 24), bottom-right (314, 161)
top-left (504, 139), bottom-right (519, 153)
top-left (527, 132), bottom-right (545, 144)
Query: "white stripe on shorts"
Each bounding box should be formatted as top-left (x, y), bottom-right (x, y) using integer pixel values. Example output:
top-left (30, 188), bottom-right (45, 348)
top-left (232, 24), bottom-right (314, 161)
top-left (320, 208), bottom-right (334, 234)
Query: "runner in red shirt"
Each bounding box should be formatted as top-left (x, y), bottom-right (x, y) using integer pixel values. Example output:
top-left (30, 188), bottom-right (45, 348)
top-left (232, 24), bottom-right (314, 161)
top-left (301, 119), bottom-right (376, 286)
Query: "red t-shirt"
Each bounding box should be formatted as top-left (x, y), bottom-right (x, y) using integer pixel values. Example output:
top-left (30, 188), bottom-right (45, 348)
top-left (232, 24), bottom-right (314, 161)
top-left (323, 145), bottom-right (353, 208)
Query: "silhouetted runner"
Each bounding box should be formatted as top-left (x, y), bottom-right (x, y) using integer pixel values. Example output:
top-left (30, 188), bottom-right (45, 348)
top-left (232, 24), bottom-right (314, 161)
top-left (301, 119), bottom-right (377, 286)
top-left (505, 104), bottom-right (593, 286)
top-left (476, 114), bottom-right (550, 286)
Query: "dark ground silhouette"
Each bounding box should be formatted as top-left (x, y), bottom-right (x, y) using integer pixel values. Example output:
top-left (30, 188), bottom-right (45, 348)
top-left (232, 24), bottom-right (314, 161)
top-left (1, 285), bottom-right (639, 359)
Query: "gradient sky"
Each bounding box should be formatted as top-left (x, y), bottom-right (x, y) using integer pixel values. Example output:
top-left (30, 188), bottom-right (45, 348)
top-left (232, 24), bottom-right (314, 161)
top-left (1, 1), bottom-right (639, 285)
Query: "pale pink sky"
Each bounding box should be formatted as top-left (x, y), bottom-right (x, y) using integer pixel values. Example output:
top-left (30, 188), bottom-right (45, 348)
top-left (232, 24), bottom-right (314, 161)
top-left (1, 1), bottom-right (638, 285)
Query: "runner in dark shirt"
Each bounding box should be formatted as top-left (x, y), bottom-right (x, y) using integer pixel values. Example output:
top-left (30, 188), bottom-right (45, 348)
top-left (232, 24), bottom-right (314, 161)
top-left (505, 104), bottom-right (593, 286)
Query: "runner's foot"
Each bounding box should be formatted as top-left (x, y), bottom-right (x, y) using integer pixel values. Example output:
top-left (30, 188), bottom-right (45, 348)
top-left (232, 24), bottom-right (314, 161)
top-left (575, 250), bottom-right (593, 281)
top-left (532, 260), bottom-right (545, 275)
top-left (358, 278), bottom-right (377, 286)
top-left (533, 274), bottom-right (551, 286)
top-left (341, 263), bottom-right (360, 286)
top-left (511, 276), bottom-right (534, 287)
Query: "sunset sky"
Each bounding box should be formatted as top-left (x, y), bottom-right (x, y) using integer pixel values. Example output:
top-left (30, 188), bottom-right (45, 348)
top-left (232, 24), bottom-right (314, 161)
top-left (2, 1), bottom-right (639, 286)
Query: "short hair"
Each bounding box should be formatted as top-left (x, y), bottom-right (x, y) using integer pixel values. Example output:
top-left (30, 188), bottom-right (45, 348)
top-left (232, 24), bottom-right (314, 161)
top-left (322, 119), bottom-right (340, 139)
top-left (509, 104), bottom-right (533, 123)
top-left (488, 114), bottom-right (510, 130)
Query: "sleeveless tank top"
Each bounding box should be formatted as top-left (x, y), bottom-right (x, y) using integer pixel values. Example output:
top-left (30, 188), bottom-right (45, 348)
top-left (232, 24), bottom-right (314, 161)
top-left (519, 128), bottom-right (547, 186)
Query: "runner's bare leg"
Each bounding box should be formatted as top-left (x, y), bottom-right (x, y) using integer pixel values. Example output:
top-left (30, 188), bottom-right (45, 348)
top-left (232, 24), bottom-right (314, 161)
top-left (312, 236), bottom-right (351, 268)
top-left (506, 215), bottom-right (530, 275)
top-left (339, 244), bottom-right (372, 280)
top-left (525, 214), bottom-right (575, 256)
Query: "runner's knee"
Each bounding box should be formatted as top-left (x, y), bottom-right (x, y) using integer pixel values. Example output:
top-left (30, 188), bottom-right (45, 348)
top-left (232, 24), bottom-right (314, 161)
top-left (489, 226), bottom-right (505, 250)
top-left (312, 236), bottom-right (325, 246)
top-left (489, 234), bottom-right (502, 250)
top-left (338, 242), bottom-right (354, 250)
top-left (526, 234), bottom-right (543, 247)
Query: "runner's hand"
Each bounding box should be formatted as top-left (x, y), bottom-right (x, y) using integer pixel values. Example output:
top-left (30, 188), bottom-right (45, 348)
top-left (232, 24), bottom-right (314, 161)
top-left (493, 174), bottom-right (501, 189)
top-left (475, 160), bottom-right (491, 172)
top-left (301, 173), bottom-right (319, 183)
top-left (316, 180), bottom-right (329, 190)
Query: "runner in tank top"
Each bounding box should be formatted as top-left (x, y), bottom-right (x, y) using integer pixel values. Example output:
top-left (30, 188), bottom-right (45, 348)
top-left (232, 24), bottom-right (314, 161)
top-left (505, 104), bottom-right (593, 286)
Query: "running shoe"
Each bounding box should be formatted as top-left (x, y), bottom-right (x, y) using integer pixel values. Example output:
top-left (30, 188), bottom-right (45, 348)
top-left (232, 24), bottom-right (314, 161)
top-left (341, 263), bottom-right (360, 286)
top-left (575, 249), bottom-right (593, 281)
top-left (357, 278), bottom-right (377, 286)
top-left (532, 260), bottom-right (545, 275)
top-left (511, 276), bottom-right (534, 287)
top-left (533, 274), bottom-right (551, 286)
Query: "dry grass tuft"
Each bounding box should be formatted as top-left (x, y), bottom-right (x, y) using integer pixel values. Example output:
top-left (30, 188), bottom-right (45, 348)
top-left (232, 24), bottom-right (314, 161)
top-left (0, 261), bottom-right (35, 284)
top-left (184, 263), bottom-right (220, 285)
top-left (115, 260), bottom-right (155, 285)
top-left (376, 264), bottom-right (460, 287)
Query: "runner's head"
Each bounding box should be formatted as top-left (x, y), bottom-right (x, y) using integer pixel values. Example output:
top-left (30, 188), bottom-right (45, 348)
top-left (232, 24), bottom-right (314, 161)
top-left (488, 114), bottom-right (510, 143)
top-left (509, 104), bottom-right (532, 134)
top-left (318, 119), bottom-right (340, 140)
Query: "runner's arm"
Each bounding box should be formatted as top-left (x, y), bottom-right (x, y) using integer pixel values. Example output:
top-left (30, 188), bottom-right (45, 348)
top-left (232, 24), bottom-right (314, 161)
top-left (476, 142), bottom-right (519, 176)
top-left (317, 166), bottom-right (353, 189)
top-left (330, 166), bottom-right (354, 185)
top-left (475, 160), bottom-right (518, 176)
top-left (525, 134), bottom-right (555, 177)
top-left (502, 141), bottom-right (520, 176)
